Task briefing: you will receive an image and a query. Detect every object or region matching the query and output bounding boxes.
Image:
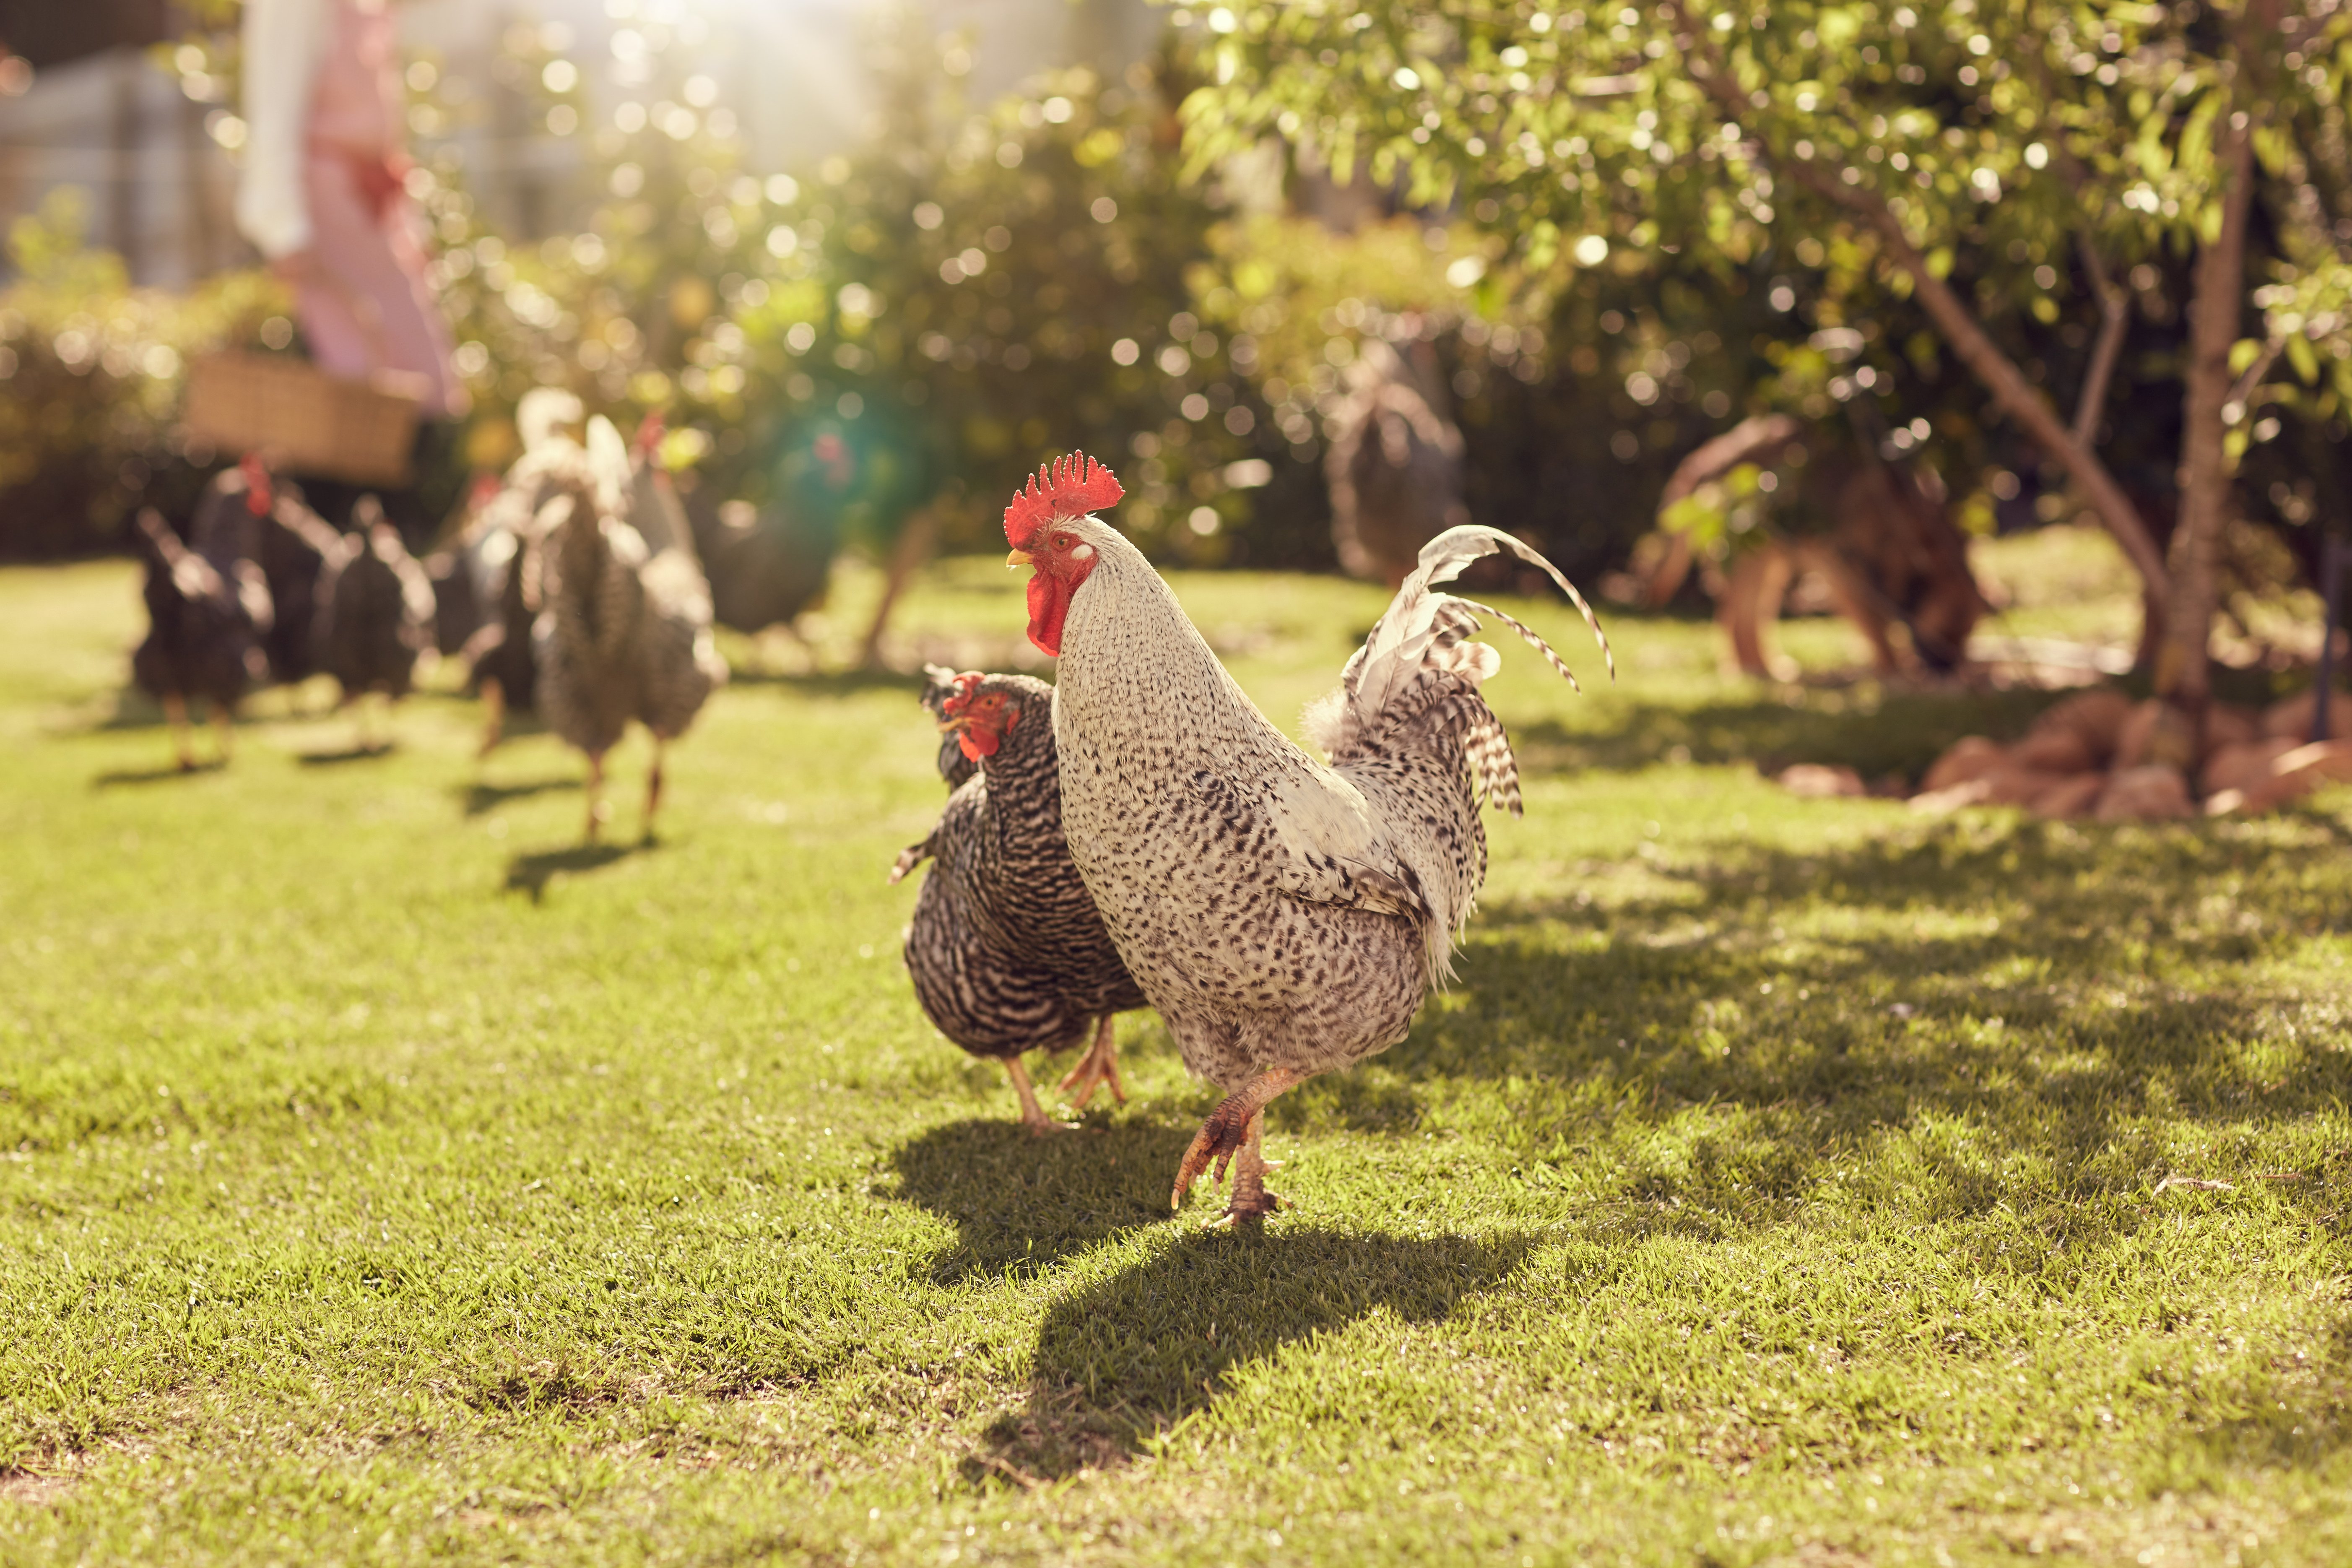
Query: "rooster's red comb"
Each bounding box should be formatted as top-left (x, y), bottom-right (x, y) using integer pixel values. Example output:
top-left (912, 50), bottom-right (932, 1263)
top-left (939, 670), bottom-right (985, 717)
top-left (1003, 452), bottom-right (1123, 548)
top-left (239, 452), bottom-right (273, 518)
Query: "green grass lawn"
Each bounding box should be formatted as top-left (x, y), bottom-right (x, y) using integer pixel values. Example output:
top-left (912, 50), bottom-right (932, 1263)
top-left (1, 542), bottom-right (2347, 1567)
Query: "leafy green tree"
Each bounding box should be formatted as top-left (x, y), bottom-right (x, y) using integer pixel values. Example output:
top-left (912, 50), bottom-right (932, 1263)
top-left (1185, 0), bottom-right (2352, 713)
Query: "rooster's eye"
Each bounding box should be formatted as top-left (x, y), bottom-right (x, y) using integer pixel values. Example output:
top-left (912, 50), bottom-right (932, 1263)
top-left (1053, 535), bottom-right (1072, 551)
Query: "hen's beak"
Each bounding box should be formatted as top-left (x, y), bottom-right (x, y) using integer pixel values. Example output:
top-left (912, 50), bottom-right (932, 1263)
top-left (1005, 549), bottom-right (1034, 568)
top-left (936, 713), bottom-right (967, 734)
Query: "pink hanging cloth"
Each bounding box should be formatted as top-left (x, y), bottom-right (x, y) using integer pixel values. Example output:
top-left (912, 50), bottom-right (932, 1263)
top-left (235, 0), bottom-right (467, 419)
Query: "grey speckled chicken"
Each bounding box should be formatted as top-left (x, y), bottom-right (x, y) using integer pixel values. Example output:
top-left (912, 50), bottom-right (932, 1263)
top-left (1004, 454), bottom-right (1610, 1224)
top-left (1325, 338), bottom-right (1469, 588)
top-left (315, 496), bottom-right (437, 749)
top-left (130, 507), bottom-right (271, 770)
top-left (890, 671), bottom-right (1148, 1131)
top-left (532, 461), bottom-right (728, 841)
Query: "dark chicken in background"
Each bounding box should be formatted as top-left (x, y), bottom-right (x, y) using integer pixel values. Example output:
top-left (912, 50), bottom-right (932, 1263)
top-left (187, 457), bottom-right (343, 690)
top-left (315, 496), bottom-right (437, 751)
top-left (891, 671), bottom-right (1146, 1132)
top-left (130, 507), bottom-right (271, 771)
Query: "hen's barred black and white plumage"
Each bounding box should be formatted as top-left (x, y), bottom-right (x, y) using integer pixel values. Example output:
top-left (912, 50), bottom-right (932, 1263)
top-left (891, 672), bottom-right (1146, 1131)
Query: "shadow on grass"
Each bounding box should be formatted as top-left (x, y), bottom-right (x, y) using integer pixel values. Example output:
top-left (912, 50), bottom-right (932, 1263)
top-left (502, 840), bottom-right (650, 902)
top-left (460, 776), bottom-right (578, 817)
top-left (722, 667), bottom-right (929, 696)
top-left (90, 759), bottom-right (224, 787)
top-left (1513, 683), bottom-right (2065, 781)
top-left (886, 1117), bottom-right (1194, 1285)
top-left (296, 743), bottom-right (395, 767)
top-left (972, 1226), bottom-right (1534, 1482)
top-left (1284, 806), bottom-right (2350, 1250)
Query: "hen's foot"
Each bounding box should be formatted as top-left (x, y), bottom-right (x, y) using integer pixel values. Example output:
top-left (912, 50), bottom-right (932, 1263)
top-left (1058, 1015), bottom-right (1127, 1112)
top-left (1206, 1186), bottom-right (1285, 1230)
top-left (1170, 1069), bottom-right (1305, 1211)
top-left (1004, 1057), bottom-right (1068, 1136)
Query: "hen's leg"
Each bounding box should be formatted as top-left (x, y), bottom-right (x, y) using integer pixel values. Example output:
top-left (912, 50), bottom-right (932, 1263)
top-left (164, 694), bottom-right (194, 771)
top-left (1058, 1013), bottom-right (1128, 1112)
top-left (642, 739), bottom-right (666, 843)
top-left (478, 678), bottom-right (505, 759)
top-left (1172, 1068), bottom-right (1303, 1216)
top-left (209, 704), bottom-right (236, 766)
top-left (1003, 1056), bottom-right (1064, 1136)
top-left (583, 751), bottom-right (608, 842)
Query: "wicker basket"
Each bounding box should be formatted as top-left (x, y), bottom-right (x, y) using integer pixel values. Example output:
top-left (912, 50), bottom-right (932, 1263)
top-left (183, 352), bottom-right (424, 486)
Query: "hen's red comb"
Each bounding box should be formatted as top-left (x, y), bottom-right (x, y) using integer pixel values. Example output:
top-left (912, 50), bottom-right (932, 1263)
top-left (939, 670), bottom-right (985, 718)
top-left (1003, 452), bottom-right (1123, 548)
top-left (633, 411), bottom-right (666, 458)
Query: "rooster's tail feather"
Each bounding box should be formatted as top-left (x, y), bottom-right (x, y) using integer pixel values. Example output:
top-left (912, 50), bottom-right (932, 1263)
top-left (1321, 527), bottom-right (1609, 772)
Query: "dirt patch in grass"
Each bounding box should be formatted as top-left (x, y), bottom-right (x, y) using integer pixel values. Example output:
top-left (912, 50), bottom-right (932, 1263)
top-left (0, 1471), bottom-right (73, 1508)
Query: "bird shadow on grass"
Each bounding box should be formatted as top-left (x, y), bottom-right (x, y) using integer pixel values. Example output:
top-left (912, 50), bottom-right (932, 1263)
top-left (723, 667), bottom-right (928, 696)
top-left (296, 742), bottom-right (395, 767)
top-left (969, 1225), bottom-right (1535, 1483)
top-left (885, 1117), bottom-right (1194, 1285)
top-left (459, 776), bottom-right (578, 817)
top-left (91, 759), bottom-right (225, 788)
top-left (502, 840), bottom-right (650, 902)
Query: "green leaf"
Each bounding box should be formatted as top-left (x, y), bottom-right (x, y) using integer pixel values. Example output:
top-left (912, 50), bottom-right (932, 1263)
top-left (2286, 333), bottom-right (2319, 386)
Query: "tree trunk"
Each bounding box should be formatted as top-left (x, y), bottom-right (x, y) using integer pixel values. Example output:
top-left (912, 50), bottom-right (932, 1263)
top-left (2160, 52), bottom-right (2267, 711)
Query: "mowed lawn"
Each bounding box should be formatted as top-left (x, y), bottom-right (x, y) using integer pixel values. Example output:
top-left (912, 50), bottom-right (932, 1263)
top-left (1, 541), bottom-right (2347, 1567)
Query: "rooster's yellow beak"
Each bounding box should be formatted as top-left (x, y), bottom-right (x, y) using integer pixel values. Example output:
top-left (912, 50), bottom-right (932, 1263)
top-left (1005, 549), bottom-right (1034, 569)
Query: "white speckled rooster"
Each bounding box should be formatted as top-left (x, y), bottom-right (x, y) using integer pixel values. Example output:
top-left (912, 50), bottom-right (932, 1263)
top-left (1003, 454), bottom-right (1611, 1225)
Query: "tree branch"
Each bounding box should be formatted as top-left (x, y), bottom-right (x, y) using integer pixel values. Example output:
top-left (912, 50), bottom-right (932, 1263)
top-left (1661, 3), bottom-right (2174, 604)
top-left (2071, 237), bottom-right (2130, 450)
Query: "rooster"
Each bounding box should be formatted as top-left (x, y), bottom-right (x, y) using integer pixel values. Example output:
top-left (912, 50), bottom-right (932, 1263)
top-left (1003, 454), bottom-right (1610, 1224)
top-left (315, 496), bottom-right (438, 751)
top-left (532, 455), bottom-right (728, 841)
top-left (130, 507), bottom-right (271, 770)
top-left (891, 670), bottom-right (1146, 1131)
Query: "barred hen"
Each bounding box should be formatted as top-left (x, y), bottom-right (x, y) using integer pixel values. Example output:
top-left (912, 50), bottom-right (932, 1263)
top-left (1005, 454), bottom-right (1610, 1223)
top-left (532, 460), bottom-right (728, 841)
top-left (917, 663), bottom-right (981, 789)
top-left (315, 496), bottom-right (437, 750)
top-left (890, 670), bottom-right (1147, 1131)
top-left (130, 507), bottom-right (271, 770)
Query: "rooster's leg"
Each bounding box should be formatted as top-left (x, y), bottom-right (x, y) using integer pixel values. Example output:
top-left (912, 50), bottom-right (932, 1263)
top-left (163, 694), bottom-right (194, 771)
top-left (1208, 1112), bottom-right (1282, 1229)
top-left (477, 679), bottom-right (505, 759)
top-left (1003, 1056), bottom-right (1065, 1136)
top-left (1058, 1013), bottom-right (1128, 1112)
top-left (1172, 1068), bottom-right (1303, 1216)
top-left (209, 704), bottom-right (235, 765)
